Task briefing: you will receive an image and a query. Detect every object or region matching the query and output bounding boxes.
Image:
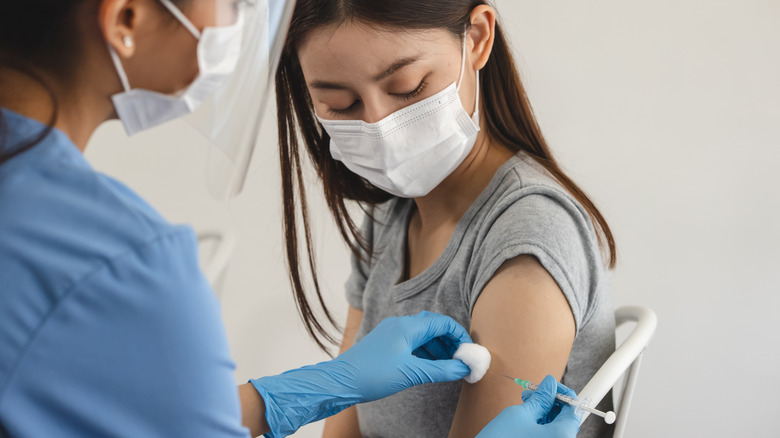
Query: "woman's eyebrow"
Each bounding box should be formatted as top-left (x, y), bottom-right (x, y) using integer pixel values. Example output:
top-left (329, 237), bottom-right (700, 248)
top-left (373, 55), bottom-right (423, 81)
top-left (309, 80), bottom-right (350, 90)
top-left (309, 55), bottom-right (423, 90)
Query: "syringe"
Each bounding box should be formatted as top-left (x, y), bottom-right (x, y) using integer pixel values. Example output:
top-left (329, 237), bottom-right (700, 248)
top-left (503, 375), bottom-right (616, 424)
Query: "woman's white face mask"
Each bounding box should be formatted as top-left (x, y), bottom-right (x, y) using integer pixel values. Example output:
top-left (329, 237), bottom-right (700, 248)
top-left (107, 0), bottom-right (245, 136)
top-left (316, 33), bottom-right (481, 199)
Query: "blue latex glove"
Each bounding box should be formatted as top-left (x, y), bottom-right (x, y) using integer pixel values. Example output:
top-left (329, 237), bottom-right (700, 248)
top-left (251, 311), bottom-right (472, 438)
top-left (476, 375), bottom-right (582, 438)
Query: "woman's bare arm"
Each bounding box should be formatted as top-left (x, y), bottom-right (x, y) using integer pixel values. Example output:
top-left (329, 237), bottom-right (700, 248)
top-left (240, 382), bottom-right (270, 437)
top-left (321, 306), bottom-right (365, 438)
top-left (448, 255), bottom-right (576, 438)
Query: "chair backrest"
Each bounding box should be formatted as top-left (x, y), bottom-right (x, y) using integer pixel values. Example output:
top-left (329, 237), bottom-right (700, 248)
top-left (196, 227), bottom-right (237, 298)
top-left (577, 306), bottom-right (658, 438)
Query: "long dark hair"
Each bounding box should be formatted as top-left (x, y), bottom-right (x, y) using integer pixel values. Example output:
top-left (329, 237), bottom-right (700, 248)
top-left (0, 1), bottom-right (82, 164)
top-left (277, 0), bottom-right (618, 352)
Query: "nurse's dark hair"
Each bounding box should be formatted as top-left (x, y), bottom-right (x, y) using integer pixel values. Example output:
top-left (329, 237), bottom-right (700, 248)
top-left (0, 0), bottom-right (186, 165)
top-left (277, 0), bottom-right (617, 352)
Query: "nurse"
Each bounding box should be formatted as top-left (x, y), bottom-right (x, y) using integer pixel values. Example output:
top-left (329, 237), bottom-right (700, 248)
top-left (0, 0), bottom-right (579, 437)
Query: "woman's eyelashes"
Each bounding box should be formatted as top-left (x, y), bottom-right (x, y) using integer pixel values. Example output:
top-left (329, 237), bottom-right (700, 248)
top-left (325, 77), bottom-right (431, 117)
top-left (393, 78), bottom-right (428, 101)
top-left (327, 101), bottom-right (359, 117)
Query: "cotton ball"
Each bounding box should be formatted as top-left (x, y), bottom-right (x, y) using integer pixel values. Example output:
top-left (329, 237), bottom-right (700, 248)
top-left (453, 343), bottom-right (491, 383)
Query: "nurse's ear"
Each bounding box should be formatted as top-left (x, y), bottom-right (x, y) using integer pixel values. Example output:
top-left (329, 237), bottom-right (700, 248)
top-left (98, 0), bottom-right (142, 58)
top-left (467, 5), bottom-right (497, 71)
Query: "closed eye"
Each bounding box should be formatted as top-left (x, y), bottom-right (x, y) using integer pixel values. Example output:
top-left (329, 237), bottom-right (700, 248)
top-left (391, 74), bottom-right (431, 101)
top-left (326, 100), bottom-right (361, 117)
top-left (324, 72), bottom-right (432, 117)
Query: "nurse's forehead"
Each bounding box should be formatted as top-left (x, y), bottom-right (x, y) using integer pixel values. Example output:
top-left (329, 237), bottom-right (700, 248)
top-left (297, 24), bottom-right (453, 80)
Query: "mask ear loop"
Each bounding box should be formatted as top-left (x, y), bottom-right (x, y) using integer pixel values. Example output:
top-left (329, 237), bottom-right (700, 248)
top-left (455, 31), bottom-right (468, 92)
top-left (456, 30), bottom-right (481, 121)
top-left (108, 45), bottom-right (132, 93)
top-left (158, 0), bottom-right (202, 39)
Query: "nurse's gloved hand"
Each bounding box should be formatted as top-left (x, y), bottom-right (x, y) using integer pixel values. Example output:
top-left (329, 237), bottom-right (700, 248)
top-left (334, 310), bottom-right (473, 401)
top-left (476, 375), bottom-right (582, 438)
top-left (250, 311), bottom-right (472, 438)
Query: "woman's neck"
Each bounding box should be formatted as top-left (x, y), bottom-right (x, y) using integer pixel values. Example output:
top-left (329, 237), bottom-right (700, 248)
top-left (412, 131), bottom-right (514, 230)
top-left (0, 67), bottom-right (114, 151)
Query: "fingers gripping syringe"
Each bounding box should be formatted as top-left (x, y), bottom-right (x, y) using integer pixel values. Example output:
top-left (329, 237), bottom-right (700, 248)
top-left (503, 375), bottom-right (616, 424)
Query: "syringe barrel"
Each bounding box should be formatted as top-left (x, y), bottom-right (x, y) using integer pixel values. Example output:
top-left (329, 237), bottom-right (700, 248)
top-left (554, 393), bottom-right (580, 406)
top-left (521, 380), bottom-right (582, 408)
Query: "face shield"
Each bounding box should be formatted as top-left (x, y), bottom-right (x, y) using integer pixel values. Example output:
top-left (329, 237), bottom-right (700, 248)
top-left (182, 0), bottom-right (297, 199)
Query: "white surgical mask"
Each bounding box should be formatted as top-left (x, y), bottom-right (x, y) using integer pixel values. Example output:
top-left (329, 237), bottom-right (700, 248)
top-left (108, 0), bottom-right (245, 136)
top-left (317, 33), bottom-right (481, 198)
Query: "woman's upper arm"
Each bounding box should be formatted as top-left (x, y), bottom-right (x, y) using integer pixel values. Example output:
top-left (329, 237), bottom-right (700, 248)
top-left (339, 305), bottom-right (365, 354)
top-left (448, 255), bottom-right (575, 438)
top-left (322, 306), bottom-right (364, 438)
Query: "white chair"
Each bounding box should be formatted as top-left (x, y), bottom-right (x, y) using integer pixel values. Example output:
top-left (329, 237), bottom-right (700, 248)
top-left (196, 227), bottom-right (237, 298)
top-left (577, 306), bottom-right (658, 437)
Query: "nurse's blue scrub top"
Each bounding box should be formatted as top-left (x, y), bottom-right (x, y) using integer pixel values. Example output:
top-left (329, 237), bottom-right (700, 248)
top-left (0, 109), bottom-right (249, 437)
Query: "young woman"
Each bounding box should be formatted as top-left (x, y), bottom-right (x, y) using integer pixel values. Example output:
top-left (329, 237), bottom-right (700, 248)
top-left (276, 1), bottom-right (617, 437)
top-left (0, 1), bottom-right (523, 437)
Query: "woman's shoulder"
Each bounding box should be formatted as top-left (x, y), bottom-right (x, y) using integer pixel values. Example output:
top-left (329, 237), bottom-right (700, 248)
top-left (1, 112), bottom-right (180, 250)
top-left (499, 153), bottom-right (576, 198)
top-left (483, 153), bottom-right (596, 235)
top-left (0, 126), bottom-right (224, 420)
top-left (0, 126), bottom-right (196, 301)
top-left (465, 153), bottom-right (609, 327)
top-left (469, 152), bottom-right (606, 285)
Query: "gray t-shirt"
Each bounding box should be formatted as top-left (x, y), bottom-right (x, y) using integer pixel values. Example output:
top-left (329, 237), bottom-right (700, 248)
top-left (346, 153), bottom-right (615, 438)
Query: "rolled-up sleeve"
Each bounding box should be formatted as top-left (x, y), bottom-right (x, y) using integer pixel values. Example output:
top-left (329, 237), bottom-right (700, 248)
top-left (467, 190), bottom-right (603, 334)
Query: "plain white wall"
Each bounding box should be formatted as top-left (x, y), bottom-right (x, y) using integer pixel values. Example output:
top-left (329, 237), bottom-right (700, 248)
top-left (85, 0), bottom-right (780, 436)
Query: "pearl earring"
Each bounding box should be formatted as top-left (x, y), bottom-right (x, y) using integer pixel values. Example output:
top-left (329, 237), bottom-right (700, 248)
top-left (123, 36), bottom-right (134, 48)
